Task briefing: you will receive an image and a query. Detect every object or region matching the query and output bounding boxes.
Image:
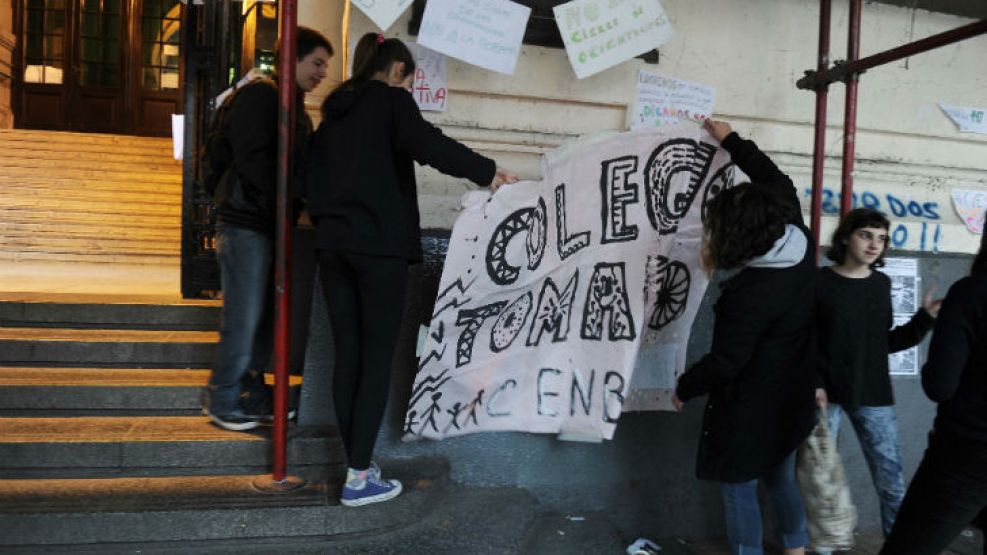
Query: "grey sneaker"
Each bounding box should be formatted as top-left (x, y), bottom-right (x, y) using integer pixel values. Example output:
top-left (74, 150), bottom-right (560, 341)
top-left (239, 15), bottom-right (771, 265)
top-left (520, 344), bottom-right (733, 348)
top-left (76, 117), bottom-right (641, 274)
top-left (203, 407), bottom-right (262, 431)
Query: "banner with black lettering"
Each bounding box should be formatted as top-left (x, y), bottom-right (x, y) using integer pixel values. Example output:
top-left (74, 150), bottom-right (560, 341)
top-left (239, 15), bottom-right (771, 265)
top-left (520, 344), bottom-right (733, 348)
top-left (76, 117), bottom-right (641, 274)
top-left (403, 125), bottom-right (734, 441)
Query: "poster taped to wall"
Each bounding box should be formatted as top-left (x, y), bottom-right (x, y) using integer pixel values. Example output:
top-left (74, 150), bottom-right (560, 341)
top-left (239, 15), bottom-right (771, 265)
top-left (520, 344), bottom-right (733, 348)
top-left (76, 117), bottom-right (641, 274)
top-left (417, 0), bottom-right (530, 75)
top-left (889, 315), bottom-right (919, 376)
top-left (554, 0), bottom-right (676, 79)
top-left (939, 104), bottom-right (987, 135)
top-left (631, 71), bottom-right (715, 130)
top-left (882, 257), bottom-right (919, 314)
top-left (351, 0), bottom-right (414, 32)
top-left (403, 124), bottom-right (735, 442)
top-left (407, 43), bottom-right (448, 112)
top-left (951, 188), bottom-right (987, 234)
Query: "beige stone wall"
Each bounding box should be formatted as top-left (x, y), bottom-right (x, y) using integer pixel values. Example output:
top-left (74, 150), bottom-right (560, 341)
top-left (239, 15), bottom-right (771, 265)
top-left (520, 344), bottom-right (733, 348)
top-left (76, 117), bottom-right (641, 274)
top-left (0, 0), bottom-right (14, 129)
top-left (299, 0), bottom-right (987, 254)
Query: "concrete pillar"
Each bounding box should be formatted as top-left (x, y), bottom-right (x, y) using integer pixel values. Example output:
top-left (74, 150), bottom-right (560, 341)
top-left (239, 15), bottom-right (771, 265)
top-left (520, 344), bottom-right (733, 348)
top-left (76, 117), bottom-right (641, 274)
top-left (0, 0), bottom-right (14, 128)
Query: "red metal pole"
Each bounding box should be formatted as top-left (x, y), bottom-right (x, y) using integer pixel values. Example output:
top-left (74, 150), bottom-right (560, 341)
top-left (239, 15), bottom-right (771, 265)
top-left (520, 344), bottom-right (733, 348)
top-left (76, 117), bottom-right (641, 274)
top-left (797, 19), bottom-right (987, 89)
top-left (840, 0), bottom-right (861, 216)
top-left (810, 0), bottom-right (831, 260)
top-left (272, 0), bottom-right (297, 484)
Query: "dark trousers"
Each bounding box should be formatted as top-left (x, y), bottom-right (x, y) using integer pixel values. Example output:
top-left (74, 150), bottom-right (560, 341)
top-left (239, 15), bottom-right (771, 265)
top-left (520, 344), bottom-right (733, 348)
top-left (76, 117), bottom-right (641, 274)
top-left (317, 250), bottom-right (408, 470)
top-left (881, 429), bottom-right (987, 555)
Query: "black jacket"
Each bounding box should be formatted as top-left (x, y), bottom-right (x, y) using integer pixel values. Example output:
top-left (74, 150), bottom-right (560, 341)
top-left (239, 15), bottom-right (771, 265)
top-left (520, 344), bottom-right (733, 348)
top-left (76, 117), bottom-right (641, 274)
top-left (306, 80), bottom-right (495, 262)
top-left (923, 274), bottom-right (987, 443)
top-left (215, 78), bottom-right (312, 236)
top-left (676, 132), bottom-right (817, 483)
top-left (816, 267), bottom-right (934, 407)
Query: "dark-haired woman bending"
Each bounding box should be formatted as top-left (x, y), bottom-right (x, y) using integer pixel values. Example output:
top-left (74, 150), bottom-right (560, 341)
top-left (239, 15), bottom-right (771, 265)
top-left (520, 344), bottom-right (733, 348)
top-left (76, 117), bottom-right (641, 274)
top-left (306, 33), bottom-right (517, 507)
top-left (674, 120), bottom-right (816, 555)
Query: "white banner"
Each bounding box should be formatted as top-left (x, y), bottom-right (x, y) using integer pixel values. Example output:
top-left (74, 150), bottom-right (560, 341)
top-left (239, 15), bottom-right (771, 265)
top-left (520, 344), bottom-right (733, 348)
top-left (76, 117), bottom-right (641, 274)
top-left (407, 42), bottom-right (448, 112)
top-left (951, 188), bottom-right (987, 234)
top-left (417, 0), bottom-right (530, 75)
top-left (352, 0), bottom-right (414, 32)
top-left (554, 0), bottom-right (676, 79)
top-left (403, 125), bottom-right (734, 442)
top-left (631, 70), bottom-right (715, 130)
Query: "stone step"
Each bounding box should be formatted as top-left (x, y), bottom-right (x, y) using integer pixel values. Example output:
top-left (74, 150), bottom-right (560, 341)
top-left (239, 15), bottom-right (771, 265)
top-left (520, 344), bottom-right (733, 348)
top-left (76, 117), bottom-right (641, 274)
top-left (0, 144), bottom-right (179, 164)
top-left (0, 327), bottom-right (216, 367)
top-left (0, 368), bottom-right (301, 415)
top-left (0, 458), bottom-right (448, 548)
top-left (0, 298), bottom-right (219, 329)
top-left (0, 415), bottom-right (340, 478)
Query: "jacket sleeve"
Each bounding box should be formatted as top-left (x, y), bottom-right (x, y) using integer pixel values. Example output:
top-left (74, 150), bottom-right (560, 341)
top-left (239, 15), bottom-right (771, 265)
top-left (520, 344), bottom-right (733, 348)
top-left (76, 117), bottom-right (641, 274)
top-left (921, 280), bottom-right (978, 402)
top-left (888, 307), bottom-right (935, 353)
top-left (720, 132), bottom-right (802, 224)
top-left (676, 287), bottom-right (771, 401)
top-left (391, 89), bottom-right (496, 187)
top-left (227, 82), bottom-right (278, 202)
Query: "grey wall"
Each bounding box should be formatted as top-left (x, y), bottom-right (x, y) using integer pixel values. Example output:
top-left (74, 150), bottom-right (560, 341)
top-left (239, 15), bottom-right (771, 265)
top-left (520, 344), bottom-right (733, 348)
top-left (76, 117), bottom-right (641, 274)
top-left (298, 232), bottom-right (974, 540)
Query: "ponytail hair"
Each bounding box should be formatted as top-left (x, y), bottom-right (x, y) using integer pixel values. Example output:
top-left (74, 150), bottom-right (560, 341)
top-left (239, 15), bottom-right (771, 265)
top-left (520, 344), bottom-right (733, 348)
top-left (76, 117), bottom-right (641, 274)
top-left (332, 33), bottom-right (415, 95)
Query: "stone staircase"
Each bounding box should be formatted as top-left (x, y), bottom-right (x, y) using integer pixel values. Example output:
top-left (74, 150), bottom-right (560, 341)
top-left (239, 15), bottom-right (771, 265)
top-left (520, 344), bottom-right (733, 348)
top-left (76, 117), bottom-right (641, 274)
top-left (0, 129), bottom-right (181, 266)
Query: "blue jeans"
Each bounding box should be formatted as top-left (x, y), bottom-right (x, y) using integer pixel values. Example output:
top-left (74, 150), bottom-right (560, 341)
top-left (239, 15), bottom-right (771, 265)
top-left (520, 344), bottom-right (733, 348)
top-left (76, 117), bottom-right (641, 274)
top-left (827, 403), bottom-right (905, 537)
top-left (721, 450), bottom-right (809, 554)
top-left (208, 224), bottom-right (274, 415)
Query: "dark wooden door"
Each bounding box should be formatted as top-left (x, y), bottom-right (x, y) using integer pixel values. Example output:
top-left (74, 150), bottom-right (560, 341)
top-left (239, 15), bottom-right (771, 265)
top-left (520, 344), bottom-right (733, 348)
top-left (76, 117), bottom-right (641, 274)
top-left (15, 0), bottom-right (183, 136)
top-left (133, 0), bottom-right (183, 135)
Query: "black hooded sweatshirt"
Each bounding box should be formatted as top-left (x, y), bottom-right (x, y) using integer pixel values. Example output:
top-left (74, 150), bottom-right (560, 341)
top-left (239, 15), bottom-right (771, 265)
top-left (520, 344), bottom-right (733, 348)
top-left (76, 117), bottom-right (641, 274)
top-left (306, 80), bottom-right (496, 262)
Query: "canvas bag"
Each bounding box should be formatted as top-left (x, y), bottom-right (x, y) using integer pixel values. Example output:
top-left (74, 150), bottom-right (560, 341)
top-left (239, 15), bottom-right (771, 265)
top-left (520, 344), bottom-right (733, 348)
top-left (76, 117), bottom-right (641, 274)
top-left (797, 410), bottom-right (857, 551)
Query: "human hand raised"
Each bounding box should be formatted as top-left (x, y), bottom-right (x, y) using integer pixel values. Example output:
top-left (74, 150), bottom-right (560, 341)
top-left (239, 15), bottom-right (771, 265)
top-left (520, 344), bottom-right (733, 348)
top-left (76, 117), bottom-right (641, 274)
top-left (489, 168), bottom-right (520, 193)
top-left (702, 119), bottom-right (733, 142)
top-left (923, 287), bottom-right (944, 318)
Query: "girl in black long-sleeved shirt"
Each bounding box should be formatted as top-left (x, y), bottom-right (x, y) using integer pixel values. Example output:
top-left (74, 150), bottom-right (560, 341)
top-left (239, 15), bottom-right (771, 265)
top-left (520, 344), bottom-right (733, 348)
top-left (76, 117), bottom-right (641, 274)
top-left (306, 33), bottom-right (517, 508)
top-left (815, 208), bottom-right (941, 540)
top-left (882, 230), bottom-right (987, 554)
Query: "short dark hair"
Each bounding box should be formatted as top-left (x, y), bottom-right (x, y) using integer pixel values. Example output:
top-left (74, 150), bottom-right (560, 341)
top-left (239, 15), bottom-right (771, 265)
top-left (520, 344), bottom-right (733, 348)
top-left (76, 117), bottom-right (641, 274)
top-left (273, 26), bottom-right (333, 65)
top-left (703, 183), bottom-right (798, 271)
top-left (826, 208), bottom-right (891, 268)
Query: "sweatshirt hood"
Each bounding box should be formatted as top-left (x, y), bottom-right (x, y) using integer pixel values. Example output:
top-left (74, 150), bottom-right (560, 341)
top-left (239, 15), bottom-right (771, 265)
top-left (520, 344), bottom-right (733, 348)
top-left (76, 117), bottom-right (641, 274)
top-left (747, 224), bottom-right (807, 269)
top-left (322, 80), bottom-right (383, 120)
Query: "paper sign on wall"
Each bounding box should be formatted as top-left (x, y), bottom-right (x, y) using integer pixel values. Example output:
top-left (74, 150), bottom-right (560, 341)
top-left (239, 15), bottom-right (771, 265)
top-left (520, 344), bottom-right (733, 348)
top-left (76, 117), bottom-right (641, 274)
top-left (882, 257), bottom-right (920, 376)
top-left (951, 188), bottom-right (987, 234)
top-left (939, 104), bottom-right (987, 135)
top-left (417, 0), bottom-right (530, 75)
top-left (351, 0), bottom-right (414, 32)
top-left (631, 71), bottom-right (715, 130)
top-left (407, 42), bottom-right (448, 112)
top-left (554, 0), bottom-right (676, 79)
top-left (402, 124), bottom-right (733, 442)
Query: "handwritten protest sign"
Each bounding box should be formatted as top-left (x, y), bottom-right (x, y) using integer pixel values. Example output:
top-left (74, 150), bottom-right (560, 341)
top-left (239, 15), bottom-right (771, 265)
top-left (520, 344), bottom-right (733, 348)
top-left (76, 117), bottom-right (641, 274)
top-left (939, 104), bottom-right (987, 135)
top-left (951, 188), bottom-right (987, 234)
top-left (403, 125), bottom-right (734, 442)
top-left (554, 0), bottom-right (676, 79)
top-left (417, 0), bottom-right (530, 75)
top-left (631, 71), bottom-right (715, 130)
top-left (351, 0), bottom-right (414, 32)
top-left (407, 42), bottom-right (448, 111)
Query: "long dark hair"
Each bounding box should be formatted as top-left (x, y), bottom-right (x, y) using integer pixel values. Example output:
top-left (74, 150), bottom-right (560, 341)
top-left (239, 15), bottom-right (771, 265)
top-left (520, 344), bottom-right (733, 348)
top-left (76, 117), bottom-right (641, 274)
top-left (333, 33), bottom-right (415, 95)
top-left (702, 182), bottom-right (798, 271)
top-left (972, 210), bottom-right (987, 275)
top-left (826, 208), bottom-right (891, 269)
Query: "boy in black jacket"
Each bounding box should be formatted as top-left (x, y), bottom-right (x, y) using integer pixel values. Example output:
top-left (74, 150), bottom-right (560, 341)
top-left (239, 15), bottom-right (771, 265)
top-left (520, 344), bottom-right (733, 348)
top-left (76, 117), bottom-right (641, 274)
top-left (205, 28), bottom-right (332, 431)
top-left (815, 208), bottom-right (941, 538)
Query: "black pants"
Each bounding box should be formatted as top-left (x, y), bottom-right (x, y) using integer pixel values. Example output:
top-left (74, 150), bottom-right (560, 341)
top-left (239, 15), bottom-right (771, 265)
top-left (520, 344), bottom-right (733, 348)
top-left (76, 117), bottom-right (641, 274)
top-left (881, 429), bottom-right (987, 555)
top-left (317, 250), bottom-right (408, 471)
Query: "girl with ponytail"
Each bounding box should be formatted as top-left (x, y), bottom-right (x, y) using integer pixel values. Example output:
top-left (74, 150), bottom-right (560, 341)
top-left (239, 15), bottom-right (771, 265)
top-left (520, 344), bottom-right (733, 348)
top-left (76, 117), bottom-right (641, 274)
top-left (306, 33), bottom-right (518, 507)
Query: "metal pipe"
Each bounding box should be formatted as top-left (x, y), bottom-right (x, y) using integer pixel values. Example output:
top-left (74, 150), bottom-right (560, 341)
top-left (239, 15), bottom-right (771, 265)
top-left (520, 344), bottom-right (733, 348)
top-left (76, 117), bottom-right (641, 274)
top-left (272, 0), bottom-right (297, 484)
top-left (797, 18), bottom-right (987, 90)
top-left (810, 0), bottom-right (831, 260)
top-left (840, 0), bottom-right (862, 216)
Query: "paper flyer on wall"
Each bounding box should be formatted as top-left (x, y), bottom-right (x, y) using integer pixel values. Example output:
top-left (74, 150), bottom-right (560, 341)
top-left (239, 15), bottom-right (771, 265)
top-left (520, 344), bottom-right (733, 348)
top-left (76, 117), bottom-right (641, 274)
top-left (631, 71), bottom-right (715, 130)
top-left (881, 257), bottom-right (919, 314)
top-left (951, 188), bottom-right (987, 234)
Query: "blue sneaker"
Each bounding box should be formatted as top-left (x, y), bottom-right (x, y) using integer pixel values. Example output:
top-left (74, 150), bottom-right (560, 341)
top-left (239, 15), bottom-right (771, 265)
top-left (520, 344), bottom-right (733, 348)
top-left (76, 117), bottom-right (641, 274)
top-left (340, 475), bottom-right (403, 507)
